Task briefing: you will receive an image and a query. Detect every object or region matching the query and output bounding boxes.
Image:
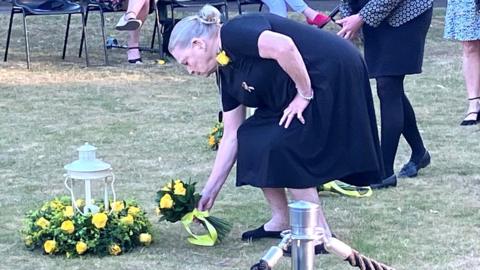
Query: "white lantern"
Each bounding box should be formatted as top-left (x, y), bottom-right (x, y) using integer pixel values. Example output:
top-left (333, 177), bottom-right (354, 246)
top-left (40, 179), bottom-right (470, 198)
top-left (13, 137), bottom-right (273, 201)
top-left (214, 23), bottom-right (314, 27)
top-left (64, 143), bottom-right (116, 215)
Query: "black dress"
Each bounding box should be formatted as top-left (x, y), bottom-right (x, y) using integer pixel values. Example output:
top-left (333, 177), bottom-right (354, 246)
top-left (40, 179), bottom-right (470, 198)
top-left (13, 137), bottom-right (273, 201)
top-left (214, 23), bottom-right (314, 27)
top-left (219, 14), bottom-right (384, 189)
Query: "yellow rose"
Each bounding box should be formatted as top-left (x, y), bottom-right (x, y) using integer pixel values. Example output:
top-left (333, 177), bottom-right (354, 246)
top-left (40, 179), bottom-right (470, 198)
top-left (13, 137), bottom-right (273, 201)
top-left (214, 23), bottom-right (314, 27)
top-left (216, 50), bottom-right (230, 66)
top-left (76, 241), bottom-right (87, 255)
top-left (208, 135), bottom-right (215, 146)
top-left (155, 207), bottom-right (161, 216)
top-left (92, 212), bottom-right (108, 229)
top-left (212, 127), bottom-right (218, 133)
top-left (44, 240), bottom-right (56, 254)
top-left (127, 206), bottom-right (141, 216)
top-left (63, 206), bottom-right (74, 218)
top-left (159, 194), bottom-right (174, 209)
top-left (50, 200), bottom-right (64, 210)
top-left (120, 214), bottom-right (134, 225)
top-left (109, 244), bottom-right (122, 256)
top-left (61, 220), bottom-right (75, 234)
top-left (111, 201), bottom-right (125, 213)
top-left (139, 233), bottom-right (152, 246)
top-left (174, 182), bottom-right (186, 196)
top-left (36, 217), bottom-right (50, 229)
top-left (76, 199), bottom-right (85, 208)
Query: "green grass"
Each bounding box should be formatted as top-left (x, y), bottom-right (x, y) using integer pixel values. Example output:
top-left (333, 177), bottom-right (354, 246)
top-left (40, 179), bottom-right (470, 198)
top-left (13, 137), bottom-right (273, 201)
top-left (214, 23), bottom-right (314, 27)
top-left (1, 8), bottom-right (479, 270)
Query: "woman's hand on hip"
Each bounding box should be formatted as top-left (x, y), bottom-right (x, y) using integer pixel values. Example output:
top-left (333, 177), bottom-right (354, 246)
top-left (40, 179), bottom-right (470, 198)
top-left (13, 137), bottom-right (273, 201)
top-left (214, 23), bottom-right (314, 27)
top-left (279, 93), bottom-right (311, 129)
top-left (337, 14), bottom-right (364, 40)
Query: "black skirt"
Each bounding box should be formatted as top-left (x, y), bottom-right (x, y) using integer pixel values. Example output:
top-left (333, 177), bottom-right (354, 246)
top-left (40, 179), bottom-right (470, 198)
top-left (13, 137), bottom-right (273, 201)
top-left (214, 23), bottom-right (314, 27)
top-left (362, 8), bottom-right (433, 78)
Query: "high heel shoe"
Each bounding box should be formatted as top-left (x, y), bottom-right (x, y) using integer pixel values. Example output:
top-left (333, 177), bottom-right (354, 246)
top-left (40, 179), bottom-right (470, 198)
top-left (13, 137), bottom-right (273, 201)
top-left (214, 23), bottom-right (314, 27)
top-left (306, 12), bottom-right (331, 28)
top-left (127, 47), bottom-right (143, 64)
top-left (460, 97), bottom-right (480, 126)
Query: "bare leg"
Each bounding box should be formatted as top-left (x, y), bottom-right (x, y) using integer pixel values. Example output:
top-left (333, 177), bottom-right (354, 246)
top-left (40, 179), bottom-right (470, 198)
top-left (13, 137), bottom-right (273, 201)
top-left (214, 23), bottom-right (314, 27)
top-left (125, 0), bottom-right (149, 20)
top-left (461, 40), bottom-right (480, 121)
top-left (126, 0), bottom-right (149, 61)
top-left (262, 188), bottom-right (290, 231)
top-left (288, 187), bottom-right (332, 238)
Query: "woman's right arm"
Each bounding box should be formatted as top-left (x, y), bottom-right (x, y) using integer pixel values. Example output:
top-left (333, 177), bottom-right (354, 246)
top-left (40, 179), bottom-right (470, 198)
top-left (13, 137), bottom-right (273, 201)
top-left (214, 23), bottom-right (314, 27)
top-left (197, 105), bottom-right (246, 211)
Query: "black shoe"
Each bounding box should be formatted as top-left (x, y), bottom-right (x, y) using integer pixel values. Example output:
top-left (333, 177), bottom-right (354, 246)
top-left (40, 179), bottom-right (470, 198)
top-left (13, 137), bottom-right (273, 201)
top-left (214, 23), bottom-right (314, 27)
top-left (370, 174), bottom-right (397, 189)
top-left (241, 225), bottom-right (283, 241)
top-left (398, 150), bottom-right (431, 178)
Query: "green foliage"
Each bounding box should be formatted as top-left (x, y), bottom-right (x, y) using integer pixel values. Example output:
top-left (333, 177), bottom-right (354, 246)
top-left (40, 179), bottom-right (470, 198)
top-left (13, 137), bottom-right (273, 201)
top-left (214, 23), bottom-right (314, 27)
top-left (207, 122), bottom-right (223, 151)
top-left (22, 197), bottom-right (152, 257)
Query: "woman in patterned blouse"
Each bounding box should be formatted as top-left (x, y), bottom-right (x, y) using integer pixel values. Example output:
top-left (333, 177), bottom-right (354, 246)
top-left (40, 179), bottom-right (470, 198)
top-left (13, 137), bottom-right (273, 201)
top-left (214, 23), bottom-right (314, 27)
top-left (445, 0), bottom-right (480, 125)
top-left (336, 0), bottom-right (434, 187)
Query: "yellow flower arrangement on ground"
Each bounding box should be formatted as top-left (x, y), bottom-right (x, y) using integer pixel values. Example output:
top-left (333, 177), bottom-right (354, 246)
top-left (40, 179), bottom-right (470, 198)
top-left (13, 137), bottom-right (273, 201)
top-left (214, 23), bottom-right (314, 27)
top-left (156, 179), bottom-right (232, 246)
top-left (22, 196), bottom-right (152, 257)
top-left (207, 121), bottom-right (223, 151)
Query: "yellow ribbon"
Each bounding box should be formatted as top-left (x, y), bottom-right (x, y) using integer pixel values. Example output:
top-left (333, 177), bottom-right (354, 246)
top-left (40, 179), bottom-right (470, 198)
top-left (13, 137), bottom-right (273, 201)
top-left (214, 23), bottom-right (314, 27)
top-left (181, 208), bottom-right (218, 246)
top-left (322, 181), bottom-right (373, 198)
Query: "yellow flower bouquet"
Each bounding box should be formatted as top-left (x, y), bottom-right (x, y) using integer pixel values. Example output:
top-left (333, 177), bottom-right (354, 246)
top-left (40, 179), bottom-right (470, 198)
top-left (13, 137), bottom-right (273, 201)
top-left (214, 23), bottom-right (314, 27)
top-left (207, 122), bottom-right (223, 151)
top-left (22, 196), bottom-right (152, 257)
top-left (155, 179), bottom-right (232, 246)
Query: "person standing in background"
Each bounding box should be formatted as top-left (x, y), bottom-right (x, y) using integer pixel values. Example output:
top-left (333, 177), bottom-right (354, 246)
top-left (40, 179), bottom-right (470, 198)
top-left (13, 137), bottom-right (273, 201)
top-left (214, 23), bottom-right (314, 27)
top-left (337, 0), bottom-right (433, 187)
top-left (444, 0), bottom-right (480, 125)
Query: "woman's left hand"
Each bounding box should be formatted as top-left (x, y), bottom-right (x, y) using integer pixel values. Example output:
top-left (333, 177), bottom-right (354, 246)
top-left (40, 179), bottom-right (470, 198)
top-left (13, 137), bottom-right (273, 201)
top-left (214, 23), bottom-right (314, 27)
top-left (337, 14), bottom-right (364, 40)
top-left (279, 93), bottom-right (311, 128)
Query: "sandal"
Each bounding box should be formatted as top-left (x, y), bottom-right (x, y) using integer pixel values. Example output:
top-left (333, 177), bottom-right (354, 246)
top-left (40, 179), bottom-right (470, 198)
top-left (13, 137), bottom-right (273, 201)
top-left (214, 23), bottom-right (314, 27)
top-left (460, 97), bottom-right (480, 126)
top-left (127, 47), bottom-right (142, 64)
top-left (115, 12), bottom-right (142, 31)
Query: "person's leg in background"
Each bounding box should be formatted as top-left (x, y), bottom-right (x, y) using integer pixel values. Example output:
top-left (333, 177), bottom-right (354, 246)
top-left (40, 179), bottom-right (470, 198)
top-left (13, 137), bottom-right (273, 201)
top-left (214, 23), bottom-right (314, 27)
top-left (460, 40), bottom-right (480, 125)
top-left (376, 76), bottom-right (405, 179)
top-left (261, 0), bottom-right (288, 17)
top-left (116, 0), bottom-right (150, 63)
top-left (261, 0), bottom-right (330, 27)
top-left (283, 0), bottom-right (330, 27)
top-left (127, 0), bottom-right (149, 63)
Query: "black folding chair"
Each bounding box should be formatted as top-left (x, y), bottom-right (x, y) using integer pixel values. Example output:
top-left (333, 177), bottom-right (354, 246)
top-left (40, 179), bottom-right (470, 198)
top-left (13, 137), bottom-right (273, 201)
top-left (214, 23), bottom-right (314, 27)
top-left (237, 0), bottom-right (263, 15)
top-left (3, 0), bottom-right (88, 69)
top-left (149, 0), bottom-right (229, 58)
top-left (79, 0), bottom-right (161, 65)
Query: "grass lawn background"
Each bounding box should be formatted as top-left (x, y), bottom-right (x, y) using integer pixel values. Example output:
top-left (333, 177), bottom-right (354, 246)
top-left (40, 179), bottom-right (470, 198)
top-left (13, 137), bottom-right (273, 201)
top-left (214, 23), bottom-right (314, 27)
top-left (0, 8), bottom-right (479, 270)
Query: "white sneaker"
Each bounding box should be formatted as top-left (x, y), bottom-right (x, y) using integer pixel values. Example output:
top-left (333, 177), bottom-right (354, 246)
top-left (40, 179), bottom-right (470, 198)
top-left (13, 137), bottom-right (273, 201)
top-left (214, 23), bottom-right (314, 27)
top-left (115, 14), bottom-right (142, 31)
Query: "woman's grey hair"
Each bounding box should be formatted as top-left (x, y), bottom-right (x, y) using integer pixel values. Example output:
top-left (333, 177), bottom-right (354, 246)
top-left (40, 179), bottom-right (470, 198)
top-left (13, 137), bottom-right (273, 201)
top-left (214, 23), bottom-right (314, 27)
top-left (168, 5), bottom-right (222, 53)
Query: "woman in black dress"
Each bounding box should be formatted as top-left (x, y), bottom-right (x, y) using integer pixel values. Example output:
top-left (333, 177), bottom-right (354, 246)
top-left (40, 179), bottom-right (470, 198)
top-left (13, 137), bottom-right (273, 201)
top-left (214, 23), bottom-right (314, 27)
top-left (337, 0), bottom-right (433, 185)
top-left (168, 5), bottom-right (383, 242)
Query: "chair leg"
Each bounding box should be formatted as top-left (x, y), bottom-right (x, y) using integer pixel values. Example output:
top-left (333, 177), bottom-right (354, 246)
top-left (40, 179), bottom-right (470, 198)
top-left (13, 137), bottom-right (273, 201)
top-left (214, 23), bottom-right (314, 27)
top-left (79, 7), bottom-right (89, 58)
top-left (223, 3), bottom-right (228, 20)
top-left (150, 18), bottom-right (157, 50)
top-left (62, 14), bottom-right (71, 60)
top-left (80, 11), bottom-right (89, 66)
top-left (4, 7), bottom-right (15, 62)
top-left (99, 10), bottom-right (108, 65)
top-left (153, 7), bottom-right (163, 58)
top-left (21, 10), bottom-right (30, 69)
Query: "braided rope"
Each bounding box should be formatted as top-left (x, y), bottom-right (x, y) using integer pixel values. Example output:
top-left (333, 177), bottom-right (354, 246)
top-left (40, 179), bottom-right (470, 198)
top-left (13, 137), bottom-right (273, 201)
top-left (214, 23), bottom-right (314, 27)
top-left (346, 250), bottom-right (395, 270)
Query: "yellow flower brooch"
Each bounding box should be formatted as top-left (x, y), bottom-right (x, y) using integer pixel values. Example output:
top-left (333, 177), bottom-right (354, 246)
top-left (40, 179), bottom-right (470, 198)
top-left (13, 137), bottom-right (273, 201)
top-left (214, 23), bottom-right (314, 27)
top-left (216, 50), bottom-right (230, 66)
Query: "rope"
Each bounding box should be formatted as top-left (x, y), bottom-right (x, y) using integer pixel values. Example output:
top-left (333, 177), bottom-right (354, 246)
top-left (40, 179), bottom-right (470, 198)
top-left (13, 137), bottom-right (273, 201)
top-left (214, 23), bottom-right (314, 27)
top-left (250, 260), bottom-right (271, 270)
top-left (346, 250), bottom-right (395, 270)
